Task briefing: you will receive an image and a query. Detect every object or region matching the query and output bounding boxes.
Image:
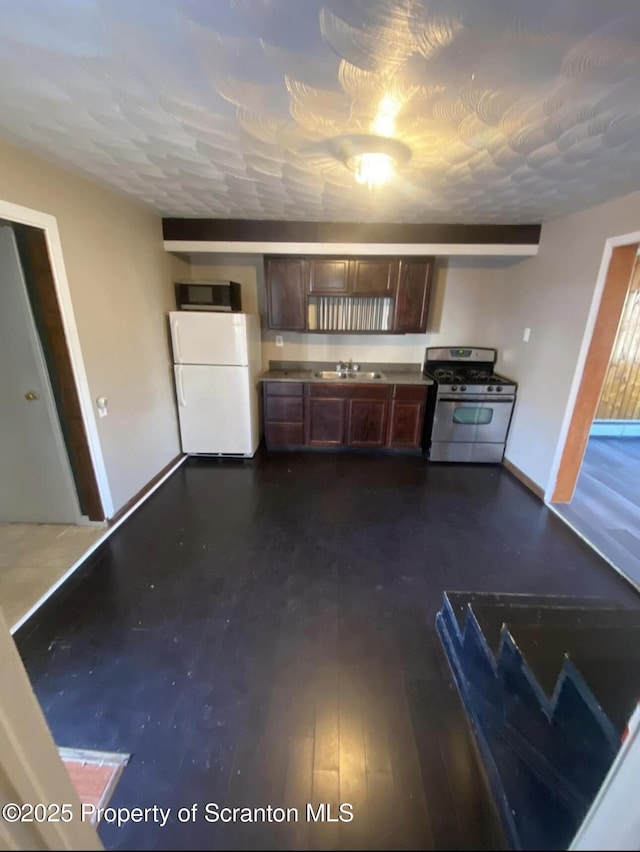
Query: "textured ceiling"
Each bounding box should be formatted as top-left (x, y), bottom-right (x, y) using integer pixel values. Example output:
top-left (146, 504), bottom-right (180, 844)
top-left (2, 1), bottom-right (640, 223)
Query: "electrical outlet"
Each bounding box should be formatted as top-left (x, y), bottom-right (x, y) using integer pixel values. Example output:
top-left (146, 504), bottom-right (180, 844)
top-left (523, 327), bottom-right (531, 343)
top-left (275, 335), bottom-right (283, 347)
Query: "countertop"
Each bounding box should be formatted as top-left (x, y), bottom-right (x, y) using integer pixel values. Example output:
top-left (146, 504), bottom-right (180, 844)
top-left (260, 361), bottom-right (434, 386)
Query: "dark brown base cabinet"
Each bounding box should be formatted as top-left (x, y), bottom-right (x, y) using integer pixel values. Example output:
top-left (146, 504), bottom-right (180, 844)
top-left (388, 386), bottom-right (428, 448)
top-left (263, 381), bottom-right (427, 453)
top-left (347, 398), bottom-right (388, 447)
top-left (307, 396), bottom-right (346, 446)
top-left (263, 381), bottom-right (306, 447)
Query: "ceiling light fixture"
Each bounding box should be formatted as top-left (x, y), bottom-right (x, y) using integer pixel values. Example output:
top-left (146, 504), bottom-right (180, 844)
top-left (330, 134), bottom-right (412, 189)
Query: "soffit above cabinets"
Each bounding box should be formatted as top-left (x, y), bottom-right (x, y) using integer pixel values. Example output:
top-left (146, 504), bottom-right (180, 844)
top-left (162, 218), bottom-right (541, 257)
top-left (2, 1), bottom-right (640, 223)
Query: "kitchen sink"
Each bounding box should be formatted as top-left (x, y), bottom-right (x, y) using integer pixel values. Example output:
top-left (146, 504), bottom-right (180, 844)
top-left (314, 370), bottom-right (385, 380)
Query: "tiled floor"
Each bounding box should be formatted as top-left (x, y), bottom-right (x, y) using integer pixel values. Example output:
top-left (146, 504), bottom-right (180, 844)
top-left (60, 747), bottom-right (129, 822)
top-left (553, 436), bottom-right (640, 590)
top-left (0, 522), bottom-right (105, 628)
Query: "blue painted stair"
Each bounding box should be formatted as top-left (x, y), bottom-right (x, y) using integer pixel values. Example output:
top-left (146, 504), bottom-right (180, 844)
top-left (436, 592), bottom-right (640, 850)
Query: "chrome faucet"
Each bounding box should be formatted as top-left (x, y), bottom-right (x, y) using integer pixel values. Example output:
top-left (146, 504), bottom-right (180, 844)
top-left (336, 358), bottom-right (360, 374)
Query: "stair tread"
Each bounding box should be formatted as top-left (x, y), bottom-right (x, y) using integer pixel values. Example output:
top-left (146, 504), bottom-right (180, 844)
top-left (437, 608), bottom-right (590, 850)
top-left (506, 623), bottom-right (640, 732)
top-left (445, 590), bottom-right (627, 634)
top-left (470, 603), bottom-right (640, 656)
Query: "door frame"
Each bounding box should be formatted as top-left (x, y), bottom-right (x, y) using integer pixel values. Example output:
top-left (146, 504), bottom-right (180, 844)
top-left (0, 197), bottom-right (113, 518)
top-left (0, 606), bottom-right (102, 849)
top-left (547, 232), bottom-right (640, 503)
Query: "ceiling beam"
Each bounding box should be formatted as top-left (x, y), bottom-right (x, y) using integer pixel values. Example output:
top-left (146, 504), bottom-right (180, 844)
top-left (162, 219), bottom-right (541, 257)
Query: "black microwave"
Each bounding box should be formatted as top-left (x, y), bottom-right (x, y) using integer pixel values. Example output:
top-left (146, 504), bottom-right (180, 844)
top-left (174, 281), bottom-right (242, 312)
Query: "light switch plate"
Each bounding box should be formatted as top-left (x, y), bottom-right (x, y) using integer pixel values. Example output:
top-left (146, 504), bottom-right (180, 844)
top-left (523, 327), bottom-right (531, 342)
top-left (275, 335), bottom-right (283, 347)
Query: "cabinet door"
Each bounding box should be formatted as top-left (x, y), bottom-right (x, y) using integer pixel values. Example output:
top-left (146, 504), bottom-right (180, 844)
top-left (307, 397), bottom-right (346, 446)
top-left (393, 259), bottom-right (433, 333)
top-left (347, 399), bottom-right (388, 447)
top-left (387, 400), bottom-right (424, 448)
top-left (350, 259), bottom-right (397, 294)
top-left (265, 258), bottom-right (306, 330)
top-left (309, 259), bottom-right (350, 294)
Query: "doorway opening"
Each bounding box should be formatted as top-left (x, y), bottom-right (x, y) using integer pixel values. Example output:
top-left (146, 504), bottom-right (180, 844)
top-left (0, 213), bottom-right (107, 629)
top-left (550, 242), bottom-right (640, 588)
top-left (4, 222), bottom-right (104, 520)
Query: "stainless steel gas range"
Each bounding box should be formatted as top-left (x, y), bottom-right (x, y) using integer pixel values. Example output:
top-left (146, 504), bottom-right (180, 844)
top-left (423, 347), bottom-right (517, 463)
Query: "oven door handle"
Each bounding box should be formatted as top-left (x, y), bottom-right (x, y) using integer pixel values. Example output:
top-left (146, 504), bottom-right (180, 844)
top-left (437, 395), bottom-right (515, 403)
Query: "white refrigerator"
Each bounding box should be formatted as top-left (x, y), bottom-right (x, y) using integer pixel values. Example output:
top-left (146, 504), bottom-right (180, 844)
top-left (169, 312), bottom-right (262, 457)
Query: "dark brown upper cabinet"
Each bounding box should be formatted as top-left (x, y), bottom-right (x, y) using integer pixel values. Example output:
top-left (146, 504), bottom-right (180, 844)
top-left (350, 258), bottom-right (398, 294)
top-left (264, 254), bottom-right (434, 333)
top-left (393, 259), bottom-right (433, 334)
top-left (309, 257), bottom-right (397, 295)
top-left (308, 259), bottom-right (350, 294)
top-left (265, 257), bottom-right (306, 331)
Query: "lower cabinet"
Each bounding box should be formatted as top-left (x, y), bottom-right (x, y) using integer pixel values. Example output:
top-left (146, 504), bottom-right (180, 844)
top-left (347, 398), bottom-right (388, 447)
top-left (263, 380), bottom-right (427, 452)
top-left (263, 381), bottom-right (305, 447)
top-left (307, 397), bottom-right (347, 446)
top-left (387, 385), bottom-right (427, 449)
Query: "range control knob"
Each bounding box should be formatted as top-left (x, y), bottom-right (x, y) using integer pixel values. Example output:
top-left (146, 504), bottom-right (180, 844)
top-left (496, 385), bottom-right (503, 392)
top-left (451, 385), bottom-right (458, 391)
top-left (487, 385), bottom-right (494, 392)
top-left (460, 385), bottom-right (467, 391)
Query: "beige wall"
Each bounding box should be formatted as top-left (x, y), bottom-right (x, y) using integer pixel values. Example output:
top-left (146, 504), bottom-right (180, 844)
top-left (495, 191), bottom-right (640, 493)
top-left (172, 254), bottom-right (509, 368)
top-left (0, 139), bottom-right (180, 515)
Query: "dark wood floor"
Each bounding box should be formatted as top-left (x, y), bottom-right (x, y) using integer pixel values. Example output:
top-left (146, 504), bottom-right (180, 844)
top-left (554, 437), bottom-right (640, 590)
top-left (15, 452), bottom-right (640, 851)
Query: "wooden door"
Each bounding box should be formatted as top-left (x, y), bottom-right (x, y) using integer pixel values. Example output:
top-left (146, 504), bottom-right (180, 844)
top-left (387, 401), bottom-right (424, 448)
top-left (309, 259), bottom-right (350, 294)
top-left (265, 257), bottom-right (306, 330)
top-left (387, 385), bottom-right (427, 448)
top-left (350, 259), bottom-right (397, 294)
top-left (393, 259), bottom-right (433, 333)
top-left (347, 399), bottom-right (388, 447)
top-left (307, 397), bottom-right (346, 446)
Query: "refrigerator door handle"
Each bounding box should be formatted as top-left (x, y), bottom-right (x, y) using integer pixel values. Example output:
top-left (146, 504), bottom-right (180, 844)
top-left (176, 365), bottom-right (186, 406)
top-left (171, 316), bottom-right (183, 362)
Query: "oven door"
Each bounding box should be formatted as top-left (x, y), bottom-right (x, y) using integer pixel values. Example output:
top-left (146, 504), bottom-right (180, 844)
top-left (432, 396), bottom-right (515, 443)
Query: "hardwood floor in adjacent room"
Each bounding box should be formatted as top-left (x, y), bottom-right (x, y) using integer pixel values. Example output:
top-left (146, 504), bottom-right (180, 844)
top-left (14, 452), bottom-right (640, 851)
top-left (553, 436), bottom-right (640, 590)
